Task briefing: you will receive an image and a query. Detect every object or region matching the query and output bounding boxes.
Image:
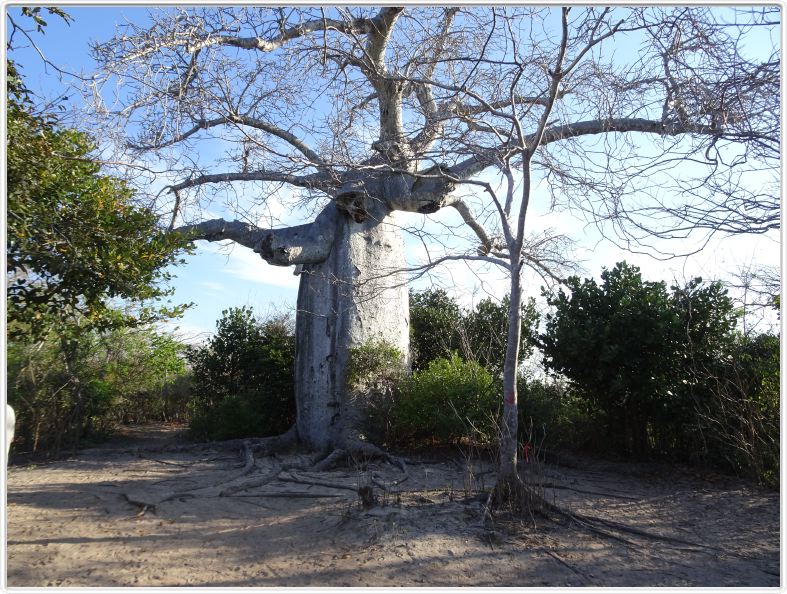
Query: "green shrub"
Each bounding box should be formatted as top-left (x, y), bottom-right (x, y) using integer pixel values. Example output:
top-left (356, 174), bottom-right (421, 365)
top-left (392, 354), bottom-right (498, 444)
top-left (687, 333), bottom-right (779, 486)
top-left (187, 307), bottom-right (295, 440)
top-left (346, 341), bottom-right (406, 444)
top-left (517, 377), bottom-right (604, 452)
top-left (7, 322), bottom-right (190, 455)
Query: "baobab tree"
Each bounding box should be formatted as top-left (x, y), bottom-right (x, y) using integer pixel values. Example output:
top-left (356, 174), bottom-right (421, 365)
top-left (91, 6), bottom-right (778, 488)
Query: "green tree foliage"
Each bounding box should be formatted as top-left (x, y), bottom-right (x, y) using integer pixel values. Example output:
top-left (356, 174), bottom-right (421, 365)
top-left (409, 289), bottom-right (538, 376)
top-left (409, 289), bottom-right (462, 371)
top-left (7, 101), bottom-right (190, 340)
top-left (88, 329), bottom-right (190, 424)
top-left (517, 377), bottom-right (604, 453)
top-left (686, 332), bottom-right (779, 486)
top-left (187, 307), bottom-right (296, 440)
top-left (7, 323), bottom-right (190, 454)
top-left (655, 278), bottom-right (740, 451)
top-left (541, 262), bottom-right (680, 456)
top-left (5, 11), bottom-right (191, 456)
top-left (462, 295), bottom-right (538, 377)
top-left (393, 355), bottom-right (498, 444)
top-left (540, 262), bottom-right (778, 485)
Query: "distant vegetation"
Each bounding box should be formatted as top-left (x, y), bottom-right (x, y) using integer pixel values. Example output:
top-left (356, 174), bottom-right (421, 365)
top-left (7, 324), bottom-right (190, 454)
top-left (7, 264), bottom-right (778, 486)
top-left (402, 265), bottom-right (778, 486)
top-left (6, 30), bottom-right (192, 455)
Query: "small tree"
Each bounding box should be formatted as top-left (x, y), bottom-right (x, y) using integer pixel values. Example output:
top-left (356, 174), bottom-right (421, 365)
top-left (541, 262), bottom-right (679, 457)
top-left (187, 307), bottom-right (296, 440)
top-left (409, 290), bottom-right (538, 377)
top-left (7, 9), bottom-right (191, 451)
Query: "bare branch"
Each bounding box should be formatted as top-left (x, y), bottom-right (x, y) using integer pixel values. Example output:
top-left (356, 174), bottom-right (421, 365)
top-left (168, 170), bottom-right (329, 194)
top-left (175, 203), bottom-right (337, 266)
top-left (130, 114), bottom-right (327, 168)
top-left (124, 16), bottom-right (371, 60)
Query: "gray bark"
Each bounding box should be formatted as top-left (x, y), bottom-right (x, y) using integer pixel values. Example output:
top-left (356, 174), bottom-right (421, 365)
top-left (294, 198), bottom-right (408, 450)
top-left (176, 176), bottom-right (411, 453)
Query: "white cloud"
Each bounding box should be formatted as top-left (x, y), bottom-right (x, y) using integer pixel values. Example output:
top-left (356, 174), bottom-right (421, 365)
top-left (198, 281), bottom-right (226, 293)
top-left (198, 241), bottom-right (300, 289)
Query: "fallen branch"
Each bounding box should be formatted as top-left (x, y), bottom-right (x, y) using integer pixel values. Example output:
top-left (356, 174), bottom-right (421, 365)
top-left (278, 472), bottom-right (358, 492)
top-left (225, 491), bottom-right (345, 499)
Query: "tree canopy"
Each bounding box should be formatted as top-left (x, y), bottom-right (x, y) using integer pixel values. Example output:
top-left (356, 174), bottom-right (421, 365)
top-left (6, 96), bottom-right (190, 340)
top-left (88, 7), bottom-right (777, 252)
top-left (540, 262), bottom-right (741, 457)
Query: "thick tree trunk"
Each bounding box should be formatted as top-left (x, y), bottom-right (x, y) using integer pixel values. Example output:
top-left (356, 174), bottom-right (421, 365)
top-left (293, 201), bottom-right (409, 452)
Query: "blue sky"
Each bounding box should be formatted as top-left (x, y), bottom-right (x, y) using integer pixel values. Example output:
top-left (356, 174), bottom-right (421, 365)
top-left (7, 6), bottom-right (303, 340)
top-left (6, 6), bottom-right (781, 340)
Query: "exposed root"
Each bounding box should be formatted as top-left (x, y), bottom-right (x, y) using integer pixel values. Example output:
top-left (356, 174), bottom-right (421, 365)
top-left (121, 440), bottom-right (283, 511)
top-left (226, 492), bottom-right (344, 499)
top-left (310, 439), bottom-right (407, 474)
top-left (488, 474), bottom-right (553, 518)
top-left (120, 430), bottom-right (413, 513)
top-left (485, 475), bottom-right (716, 552)
top-left (311, 448), bottom-right (348, 472)
top-left (218, 463), bottom-right (282, 497)
top-left (278, 472), bottom-right (358, 492)
top-left (564, 511), bottom-right (719, 551)
top-left (306, 440), bottom-right (409, 508)
top-left (247, 425), bottom-right (299, 456)
top-left (539, 482), bottom-right (639, 500)
top-left (541, 548), bottom-right (594, 585)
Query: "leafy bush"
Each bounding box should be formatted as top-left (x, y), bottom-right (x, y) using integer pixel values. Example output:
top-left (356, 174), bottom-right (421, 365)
top-left (187, 307), bottom-right (295, 440)
top-left (7, 322), bottom-right (190, 455)
top-left (392, 354), bottom-right (498, 444)
top-left (409, 289), bottom-right (462, 371)
top-left (541, 262), bottom-right (681, 457)
top-left (346, 341), bottom-right (407, 444)
top-left (517, 377), bottom-right (604, 452)
top-left (540, 261), bottom-right (778, 485)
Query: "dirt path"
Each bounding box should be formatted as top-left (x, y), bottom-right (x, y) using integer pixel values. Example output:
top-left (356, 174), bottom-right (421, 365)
top-left (6, 425), bottom-right (779, 587)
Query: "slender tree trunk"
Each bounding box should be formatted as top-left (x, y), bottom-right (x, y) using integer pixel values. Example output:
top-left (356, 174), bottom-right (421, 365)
top-left (498, 267), bottom-right (523, 484)
top-left (294, 199), bottom-right (409, 452)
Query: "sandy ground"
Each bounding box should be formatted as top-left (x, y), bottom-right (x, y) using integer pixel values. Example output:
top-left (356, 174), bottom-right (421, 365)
top-left (5, 423), bottom-right (780, 588)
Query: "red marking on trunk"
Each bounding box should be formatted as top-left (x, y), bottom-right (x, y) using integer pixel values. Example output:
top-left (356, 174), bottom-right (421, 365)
top-left (504, 391), bottom-right (516, 406)
top-left (522, 442), bottom-right (532, 463)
